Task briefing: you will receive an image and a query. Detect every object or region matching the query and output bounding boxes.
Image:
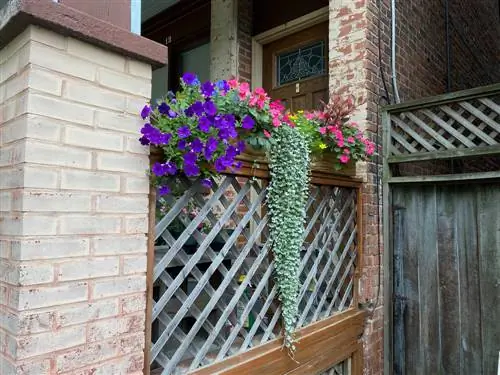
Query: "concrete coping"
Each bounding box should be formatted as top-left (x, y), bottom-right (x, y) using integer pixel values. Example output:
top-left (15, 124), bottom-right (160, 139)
top-left (0, 0), bottom-right (168, 68)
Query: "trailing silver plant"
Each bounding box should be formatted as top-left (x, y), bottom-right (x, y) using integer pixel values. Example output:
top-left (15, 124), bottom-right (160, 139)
top-left (267, 124), bottom-right (310, 353)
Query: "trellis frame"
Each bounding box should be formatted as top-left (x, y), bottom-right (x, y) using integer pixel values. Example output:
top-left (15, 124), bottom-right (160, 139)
top-left (144, 149), bottom-right (366, 375)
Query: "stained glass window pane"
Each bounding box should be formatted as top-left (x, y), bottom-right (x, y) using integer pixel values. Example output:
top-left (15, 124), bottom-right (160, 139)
top-left (277, 41), bottom-right (325, 86)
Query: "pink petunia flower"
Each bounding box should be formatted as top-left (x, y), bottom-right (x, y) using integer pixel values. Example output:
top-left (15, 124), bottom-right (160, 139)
top-left (319, 127), bottom-right (327, 135)
top-left (239, 82), bottom-right (250, 100)
top-left (263, 129), bottom-right (271, 138)
top-left (340, 154), bottom-right (350, 164)
top-left (228, 79), bottom-right (239, 89)
top-left (347, 136), bottom-right (355, 144)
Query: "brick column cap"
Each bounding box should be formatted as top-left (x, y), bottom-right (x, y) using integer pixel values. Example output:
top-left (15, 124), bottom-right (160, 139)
top-left (0, 0), bottom-right (167, 68)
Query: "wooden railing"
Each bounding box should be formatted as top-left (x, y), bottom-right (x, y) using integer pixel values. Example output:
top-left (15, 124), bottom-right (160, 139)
top-left (383, 83), bottom-right (500, 164)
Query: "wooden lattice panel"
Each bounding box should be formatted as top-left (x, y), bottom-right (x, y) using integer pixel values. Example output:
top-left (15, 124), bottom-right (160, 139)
top-left (388, 93), bottom-right (500, 157)
top-left (151, 175), bottom-right (358, 374)
top-left (320, 358), bottom-right (350, 375)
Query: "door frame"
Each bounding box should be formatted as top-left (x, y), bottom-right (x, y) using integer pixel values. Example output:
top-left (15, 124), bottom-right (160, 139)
top-left (251, 6), bottom-right (329, 89)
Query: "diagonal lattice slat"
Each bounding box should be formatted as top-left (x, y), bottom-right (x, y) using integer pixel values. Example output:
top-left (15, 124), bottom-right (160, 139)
top-left (151, 176), bottom-right (358, 374)
top-left (320, 357), bottom-right (351, 375)
top-left (388, 92), bottom-right (500, 157)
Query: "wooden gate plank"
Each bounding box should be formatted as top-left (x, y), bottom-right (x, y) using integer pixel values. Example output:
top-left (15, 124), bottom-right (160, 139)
top-left (436, 185), bottom-right (460, 375)
top-left (477, 184), bottom-right (500, 375)
top-left (456, 186), bottom-right (482, 374)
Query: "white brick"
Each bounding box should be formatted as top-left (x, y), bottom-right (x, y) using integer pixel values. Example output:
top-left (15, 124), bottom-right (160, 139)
top-left (2, 356), bottom-right (51, 375)
top-left (0, 115), bottom-right (61, 145)
top-left (56, 340), bottom-right (117, 373)
top-left (97, 152), bottom-right (148, 174)
top-left (29, 42), bottom-right (96, 81)
top-left (58, 299), bottom-right (118, 327)
top-left (67, 38), bottom-right (126, 72)
top-left (97, 68), bottom-right (151, 97)
top-left (96, 195), bottom-right (148, 214)
top-left (0, 168), bottom-right (23, 189)
top-left (125, 216), bottom-right (148, 234)
top-left (23, 140), bottom-right (92, 169)
top-left (29, 26), bottom-right (66, 50)
top-left (59, 215), bottom-right (121, 235)
top-left (17, 262), bottom-right (55, 285)
top-left (92, 275), bottom-right (146, 299)
top-left (69, 353), bottom-right (143, 375)
top-left (0, 215), bottom-right (22, 235)
top-left (23, 166), bottom-right (59, 189)
top-left (92, 235), bottom-right (146, 255)
top-left (17, 191), bottom-right (91, 212)
top-left (0, 141), bottom-right (25, 167)
top-left (127, 59), bottom-right (152, 79)
top-left (0, 215), bottom-right (58, 236)
top-left (64, 126), bottom-right (123, 152)
top-left (0, 53), bottom-right (19, 84)
top-left (0, 27), bottom-right (30, 65)
top-left (87, 313), bottom-right (145, 342)
top-left (0, 240), bottom-right (10, 259)
top-left (64, 79), bottom-right (126, 111)
top-left (58, 257), bottom-right (119, 281)
top-left (17, 326), bottom-right (85, 359)
top-left (28, 94), bottom-right (94, 126)
top-left (123, 255), bottom-right (147, 275)
top-left (10, 238), bottom-right (89, 261)
top-left (4, 69), bottom-right (29, 100)
top-left (126, 96), bottom-right (146, 116)
top-left (61, 170), bottom-right (120, 192)
top-left (120, 294), bottom-right (146, 314)
top-left (124, 176), bottom-right (149, 194)
top-left (14, 282), bottom-right (88, 310)
top-left (96, 110), bottom-right (142, 134)
top-left (16, 310), bottom-right (54, 335)
top-left (29, 68), bottom-right (63, 96)
top-left (125, 135), bottom-right (149, 154)
top-left (0, 191), bottom-right (12, 211)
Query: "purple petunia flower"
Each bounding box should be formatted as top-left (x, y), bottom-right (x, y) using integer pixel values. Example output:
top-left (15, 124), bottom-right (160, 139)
top-left (198, 116), bottom-right (211, 133)
top-left (191, 138), bottom-right (204, 153)
top-left (182, 72), bottom-right (198, 86)
top-left (158, 185), bottom-right (171, 195)
top-left (241, 115), bottom-right (255, 129)
top-left (165, 161), bottom-right (177, 175)
top-left (140, 123), bottom-right (171, 145)
top-left (168, 110), bottom-right (178, 118)
top-left (183, 152), bottom-right (198, 166)
top-left (178, 126), bottom-right (191, 139)
top-left (201, 81), bottom-right (215, 97)
top-left (184, 163), bottom-right (200, 177)
top-left (191, 101), bottom-right (204, 116)
top-left (204, 100), bottom-right (217, 116)
top-left (218, 127), bottom-right (237, 140)
top-left (215, 155), bottom-right (234, 173)
top-left (178, 140), bottom-right (187, 150)
top-left (237, 140), bottom-right (246, 153)
top-left (204, 137), bottom-right (219, 160)
top-left (139, 136), bottom-right (150, 145)
top-left (201, 178), bottom-right (213, 188)
top-left (185, 107), bottom-right (194, 117)
top-left (158, 102), bottom-right (170, 115)
top-left (141, 105), bottom-right (151, 119)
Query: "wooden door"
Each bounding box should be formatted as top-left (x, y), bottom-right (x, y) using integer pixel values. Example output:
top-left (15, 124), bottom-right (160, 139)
top-left (263, 22), bottom-right (329, 111)
top-left (391, 182), bottom-right (500, 375)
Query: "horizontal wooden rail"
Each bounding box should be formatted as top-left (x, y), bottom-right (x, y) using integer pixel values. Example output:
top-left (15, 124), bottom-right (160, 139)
top-left (190, 309), bottom-right (366, 375)
top-left (383, 83), bottom-right (500, 114)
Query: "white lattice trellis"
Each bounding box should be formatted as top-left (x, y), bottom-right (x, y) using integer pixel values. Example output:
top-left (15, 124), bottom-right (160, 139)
top-left (150, 175), bottom-right (358, 374)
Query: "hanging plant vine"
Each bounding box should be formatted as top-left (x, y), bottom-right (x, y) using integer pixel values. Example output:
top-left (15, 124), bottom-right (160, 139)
top-left (267, 124), bottom-right (310, 353)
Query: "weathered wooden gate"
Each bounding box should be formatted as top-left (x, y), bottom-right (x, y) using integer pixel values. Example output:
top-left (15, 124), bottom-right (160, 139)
top-left (145, 153), bottom-right (365, 375)
top-left (382, 84), bottom-right (500, 375)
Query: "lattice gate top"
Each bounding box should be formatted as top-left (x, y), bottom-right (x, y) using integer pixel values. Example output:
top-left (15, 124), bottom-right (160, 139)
top-left (150, 174), bottom-right (358, 374)
top-left (384, 84), bottom-right (500, 162)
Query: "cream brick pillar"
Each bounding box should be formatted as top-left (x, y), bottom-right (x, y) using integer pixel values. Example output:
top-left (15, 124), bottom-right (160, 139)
top-left (0, 26), bottom-right (154, 374)
top-left (210, 0), bottom-right (239, 80)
